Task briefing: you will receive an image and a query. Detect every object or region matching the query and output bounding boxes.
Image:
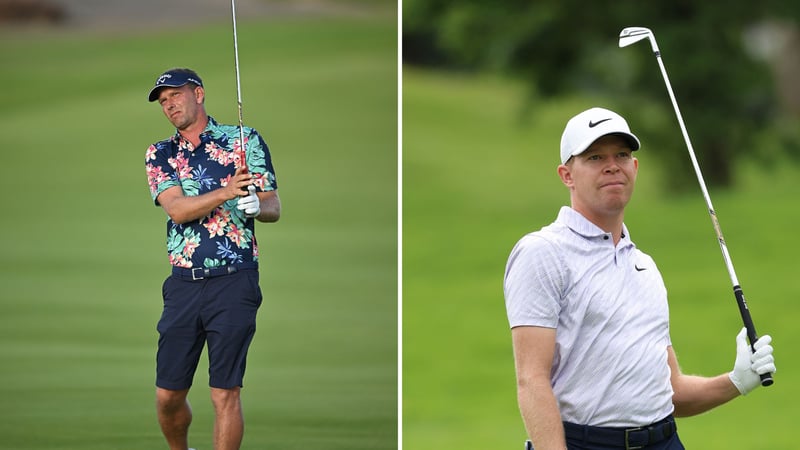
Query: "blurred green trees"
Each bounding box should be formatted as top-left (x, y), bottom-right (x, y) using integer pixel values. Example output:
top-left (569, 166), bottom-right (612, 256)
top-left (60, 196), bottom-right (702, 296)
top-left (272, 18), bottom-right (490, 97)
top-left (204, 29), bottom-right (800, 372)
top-left (404, 0), bottom-right (800, 189)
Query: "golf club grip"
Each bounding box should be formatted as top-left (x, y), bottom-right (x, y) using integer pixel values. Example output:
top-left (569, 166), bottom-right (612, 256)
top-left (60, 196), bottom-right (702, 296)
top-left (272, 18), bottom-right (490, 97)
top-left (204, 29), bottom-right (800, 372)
top-left (733, 286), bottom-right (773, 386)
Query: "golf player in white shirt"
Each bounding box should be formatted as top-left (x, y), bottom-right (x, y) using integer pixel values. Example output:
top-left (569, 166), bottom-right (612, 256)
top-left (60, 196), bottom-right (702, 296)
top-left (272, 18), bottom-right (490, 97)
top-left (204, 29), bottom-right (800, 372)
top-left (504, 107), bottom-right (776, 450)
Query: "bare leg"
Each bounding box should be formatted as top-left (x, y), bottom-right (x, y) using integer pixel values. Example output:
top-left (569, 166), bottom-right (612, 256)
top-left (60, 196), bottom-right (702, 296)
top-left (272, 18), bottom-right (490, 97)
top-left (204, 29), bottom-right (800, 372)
top-left (156, 388), bottom-right (192, 450)
top-left (211, 387), bottom-right (244, 450)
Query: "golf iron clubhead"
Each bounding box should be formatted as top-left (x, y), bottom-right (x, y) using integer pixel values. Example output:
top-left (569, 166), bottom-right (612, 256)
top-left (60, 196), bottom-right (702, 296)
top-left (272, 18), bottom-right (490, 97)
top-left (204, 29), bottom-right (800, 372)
top-left (619, 27), bottom-right (658, 52)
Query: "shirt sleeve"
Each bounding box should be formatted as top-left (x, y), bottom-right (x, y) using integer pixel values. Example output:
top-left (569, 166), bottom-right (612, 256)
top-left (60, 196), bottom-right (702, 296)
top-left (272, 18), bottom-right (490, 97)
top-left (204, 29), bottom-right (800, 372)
top-left (145, 142), bottom-right (180, 206)
top-left (245, 128), bottom-right (278, 192)
top-left (503, 234), bottom-right (565, 329)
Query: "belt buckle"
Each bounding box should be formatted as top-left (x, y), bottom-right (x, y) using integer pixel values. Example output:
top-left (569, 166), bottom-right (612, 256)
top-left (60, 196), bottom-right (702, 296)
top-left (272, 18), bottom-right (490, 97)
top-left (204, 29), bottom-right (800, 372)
top-left (191, 267), bottom-right (205, 280)
top-left (625, 427), bottom-right (644, 450)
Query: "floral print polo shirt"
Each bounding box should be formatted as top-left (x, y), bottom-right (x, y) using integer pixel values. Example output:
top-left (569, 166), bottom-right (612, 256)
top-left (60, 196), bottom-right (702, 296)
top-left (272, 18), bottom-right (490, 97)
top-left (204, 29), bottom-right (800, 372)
top-left (146, 116), bottom-right (278, 269)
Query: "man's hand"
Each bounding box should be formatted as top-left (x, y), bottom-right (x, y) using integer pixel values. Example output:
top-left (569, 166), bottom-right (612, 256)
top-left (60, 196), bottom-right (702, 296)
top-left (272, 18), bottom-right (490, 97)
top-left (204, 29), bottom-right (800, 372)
top-left (729, 327), bottom-right (776, 395)
top-left (237, 185), bottom-right (261, 218)
top-left (225, 167), bottom-right (252, 199)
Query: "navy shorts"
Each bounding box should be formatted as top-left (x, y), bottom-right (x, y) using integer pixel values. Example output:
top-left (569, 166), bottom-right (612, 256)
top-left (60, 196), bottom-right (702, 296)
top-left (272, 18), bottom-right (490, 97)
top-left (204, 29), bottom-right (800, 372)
top-left (156, 269), bottom-right (263, 390)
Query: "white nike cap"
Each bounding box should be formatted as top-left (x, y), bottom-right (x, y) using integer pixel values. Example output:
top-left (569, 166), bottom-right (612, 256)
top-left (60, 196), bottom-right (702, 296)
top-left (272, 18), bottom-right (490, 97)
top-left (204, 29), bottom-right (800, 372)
top-left (559, 107), bottom-right (641, 164)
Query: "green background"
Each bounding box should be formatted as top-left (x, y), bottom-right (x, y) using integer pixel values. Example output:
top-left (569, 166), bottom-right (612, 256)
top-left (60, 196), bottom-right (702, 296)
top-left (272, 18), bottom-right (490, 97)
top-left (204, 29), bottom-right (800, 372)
top-left (403, 68), bottom-right (798, 449)
top-left (0, 8), bottom-right (397, 450)
top-left (2, 3), bottom-right (798, 450)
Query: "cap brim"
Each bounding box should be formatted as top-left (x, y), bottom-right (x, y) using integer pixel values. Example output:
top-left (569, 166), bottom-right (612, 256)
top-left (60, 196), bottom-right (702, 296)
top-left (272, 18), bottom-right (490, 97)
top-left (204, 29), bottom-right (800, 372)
top-left (148, 82), bottom-right (189, 102)
top-left (613, 132), bottom-right (640, 152)
top-left (569, 132), bottom-right (641, 160)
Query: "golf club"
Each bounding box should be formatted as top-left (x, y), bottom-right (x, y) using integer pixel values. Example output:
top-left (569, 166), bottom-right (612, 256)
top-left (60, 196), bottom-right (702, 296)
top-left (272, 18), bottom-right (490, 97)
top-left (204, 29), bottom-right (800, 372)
top-left (231, 0), bottom-right (248, 174)
top-left (619, 26), bottom-right (773, 386)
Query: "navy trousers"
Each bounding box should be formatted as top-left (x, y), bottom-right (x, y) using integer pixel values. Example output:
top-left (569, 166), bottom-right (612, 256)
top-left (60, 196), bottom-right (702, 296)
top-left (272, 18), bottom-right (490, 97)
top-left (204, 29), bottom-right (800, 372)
top-left (526, 436), bottom-right (684, 449)
top-left (565, 433), bottom-right (685, 449)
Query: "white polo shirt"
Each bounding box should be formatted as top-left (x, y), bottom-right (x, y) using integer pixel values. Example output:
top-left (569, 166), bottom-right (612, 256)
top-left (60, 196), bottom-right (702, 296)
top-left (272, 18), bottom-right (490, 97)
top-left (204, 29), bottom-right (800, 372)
top-left (504, 207), bottom-right (674, 427)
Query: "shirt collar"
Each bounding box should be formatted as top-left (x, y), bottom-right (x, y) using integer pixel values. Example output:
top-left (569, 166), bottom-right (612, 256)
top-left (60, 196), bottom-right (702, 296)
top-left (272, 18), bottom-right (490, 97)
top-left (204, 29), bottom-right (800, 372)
top-left (556, 206), bottom-right (632, 245)
top-left (202, 116), bottom-right (225, 139)
top-left (171, 115), bottom-right (223, 143)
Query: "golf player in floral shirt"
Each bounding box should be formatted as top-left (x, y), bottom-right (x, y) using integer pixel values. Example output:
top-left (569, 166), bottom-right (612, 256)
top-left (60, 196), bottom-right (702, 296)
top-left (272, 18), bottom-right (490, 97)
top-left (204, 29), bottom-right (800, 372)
top-left (145, 67), bottom-right (280, 450)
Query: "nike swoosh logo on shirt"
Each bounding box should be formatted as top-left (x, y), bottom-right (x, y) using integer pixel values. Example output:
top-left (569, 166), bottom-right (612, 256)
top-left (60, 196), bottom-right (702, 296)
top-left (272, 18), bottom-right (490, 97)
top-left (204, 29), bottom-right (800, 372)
top-left (589, 118), bottom-right (612, 128)
top-left (635, 265), bottom-right (647, 271)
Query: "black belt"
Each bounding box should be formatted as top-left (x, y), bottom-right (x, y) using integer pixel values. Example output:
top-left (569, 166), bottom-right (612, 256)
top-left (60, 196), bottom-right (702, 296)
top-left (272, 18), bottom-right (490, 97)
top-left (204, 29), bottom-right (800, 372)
top-left (561, 415), bottom-right (677, 449)
top-left (171, 262), bottom-right (258, 281)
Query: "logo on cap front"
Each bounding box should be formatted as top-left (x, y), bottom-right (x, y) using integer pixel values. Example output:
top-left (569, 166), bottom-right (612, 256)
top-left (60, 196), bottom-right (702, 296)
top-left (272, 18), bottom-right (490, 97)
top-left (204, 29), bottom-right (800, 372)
top-left (588, 118), bottom-right (612, 128)
top-left (157, 73), bottom-right (172, 84)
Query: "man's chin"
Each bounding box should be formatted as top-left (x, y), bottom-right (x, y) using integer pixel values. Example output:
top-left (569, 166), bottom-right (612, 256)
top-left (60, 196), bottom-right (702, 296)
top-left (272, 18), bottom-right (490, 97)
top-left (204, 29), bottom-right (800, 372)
top-left (600, 194), bottom-right (632, 212)
top-left (170, 119), bottom-right (188, 130)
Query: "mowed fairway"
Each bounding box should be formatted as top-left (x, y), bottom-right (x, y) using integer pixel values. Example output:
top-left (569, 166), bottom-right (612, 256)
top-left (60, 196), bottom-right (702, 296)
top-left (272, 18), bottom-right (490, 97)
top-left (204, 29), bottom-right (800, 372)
top-left (403, 68), bottom-right (799, 449)
top-left (0, 13), bottom-right (397, 450)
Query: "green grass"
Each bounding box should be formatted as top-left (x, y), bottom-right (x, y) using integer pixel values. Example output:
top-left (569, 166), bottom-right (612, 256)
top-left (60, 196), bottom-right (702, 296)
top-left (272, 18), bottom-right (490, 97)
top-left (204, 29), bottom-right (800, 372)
top-left (402, 67), bottom-right (800, 449)
top-left (0, 14), bottom-right (397, 450)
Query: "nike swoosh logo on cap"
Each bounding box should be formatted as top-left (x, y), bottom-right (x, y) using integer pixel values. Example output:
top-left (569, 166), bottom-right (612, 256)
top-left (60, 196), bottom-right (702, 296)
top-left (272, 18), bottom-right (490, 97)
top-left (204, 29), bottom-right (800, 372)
top-left (589, 118), bottom-right (612, 128)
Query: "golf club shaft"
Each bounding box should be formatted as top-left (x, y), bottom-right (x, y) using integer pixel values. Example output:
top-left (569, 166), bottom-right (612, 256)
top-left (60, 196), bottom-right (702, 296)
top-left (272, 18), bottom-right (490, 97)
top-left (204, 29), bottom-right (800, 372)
top-left (231, 0), bottom-right (248, 173)
top-left (652, 46), bottom-right (773, 387)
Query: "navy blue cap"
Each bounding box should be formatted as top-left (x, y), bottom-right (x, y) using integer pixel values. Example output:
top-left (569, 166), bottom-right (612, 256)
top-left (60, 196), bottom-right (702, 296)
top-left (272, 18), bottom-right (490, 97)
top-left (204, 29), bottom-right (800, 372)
top-left (148, 69), bottom-right (204, 102)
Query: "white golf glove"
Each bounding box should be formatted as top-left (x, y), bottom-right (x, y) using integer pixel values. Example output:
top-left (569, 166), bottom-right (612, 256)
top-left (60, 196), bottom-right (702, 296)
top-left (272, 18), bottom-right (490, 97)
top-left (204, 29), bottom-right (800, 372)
top-left (236, 185), bottom-right (260, 218)
top-left (729, 327), bottom-right (776, 395)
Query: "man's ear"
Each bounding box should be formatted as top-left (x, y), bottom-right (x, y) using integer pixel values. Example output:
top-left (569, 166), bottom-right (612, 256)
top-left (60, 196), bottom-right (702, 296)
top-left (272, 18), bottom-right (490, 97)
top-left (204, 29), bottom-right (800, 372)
top-left (194, 86), bottom-right (205, 104)
top-left (557, 164), bottom-right (574, 188)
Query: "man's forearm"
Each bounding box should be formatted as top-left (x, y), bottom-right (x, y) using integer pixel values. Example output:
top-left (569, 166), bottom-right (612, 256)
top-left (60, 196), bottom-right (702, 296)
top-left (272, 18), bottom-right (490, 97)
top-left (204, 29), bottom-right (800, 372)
top-left (518, 381), bottom-right (567, 450)
top-left (254, 191), bottom-right (281, 223)
top-left (672, 372), bottom-right (739, 417)
top-left (163, 188), bottom-right (231, 224)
